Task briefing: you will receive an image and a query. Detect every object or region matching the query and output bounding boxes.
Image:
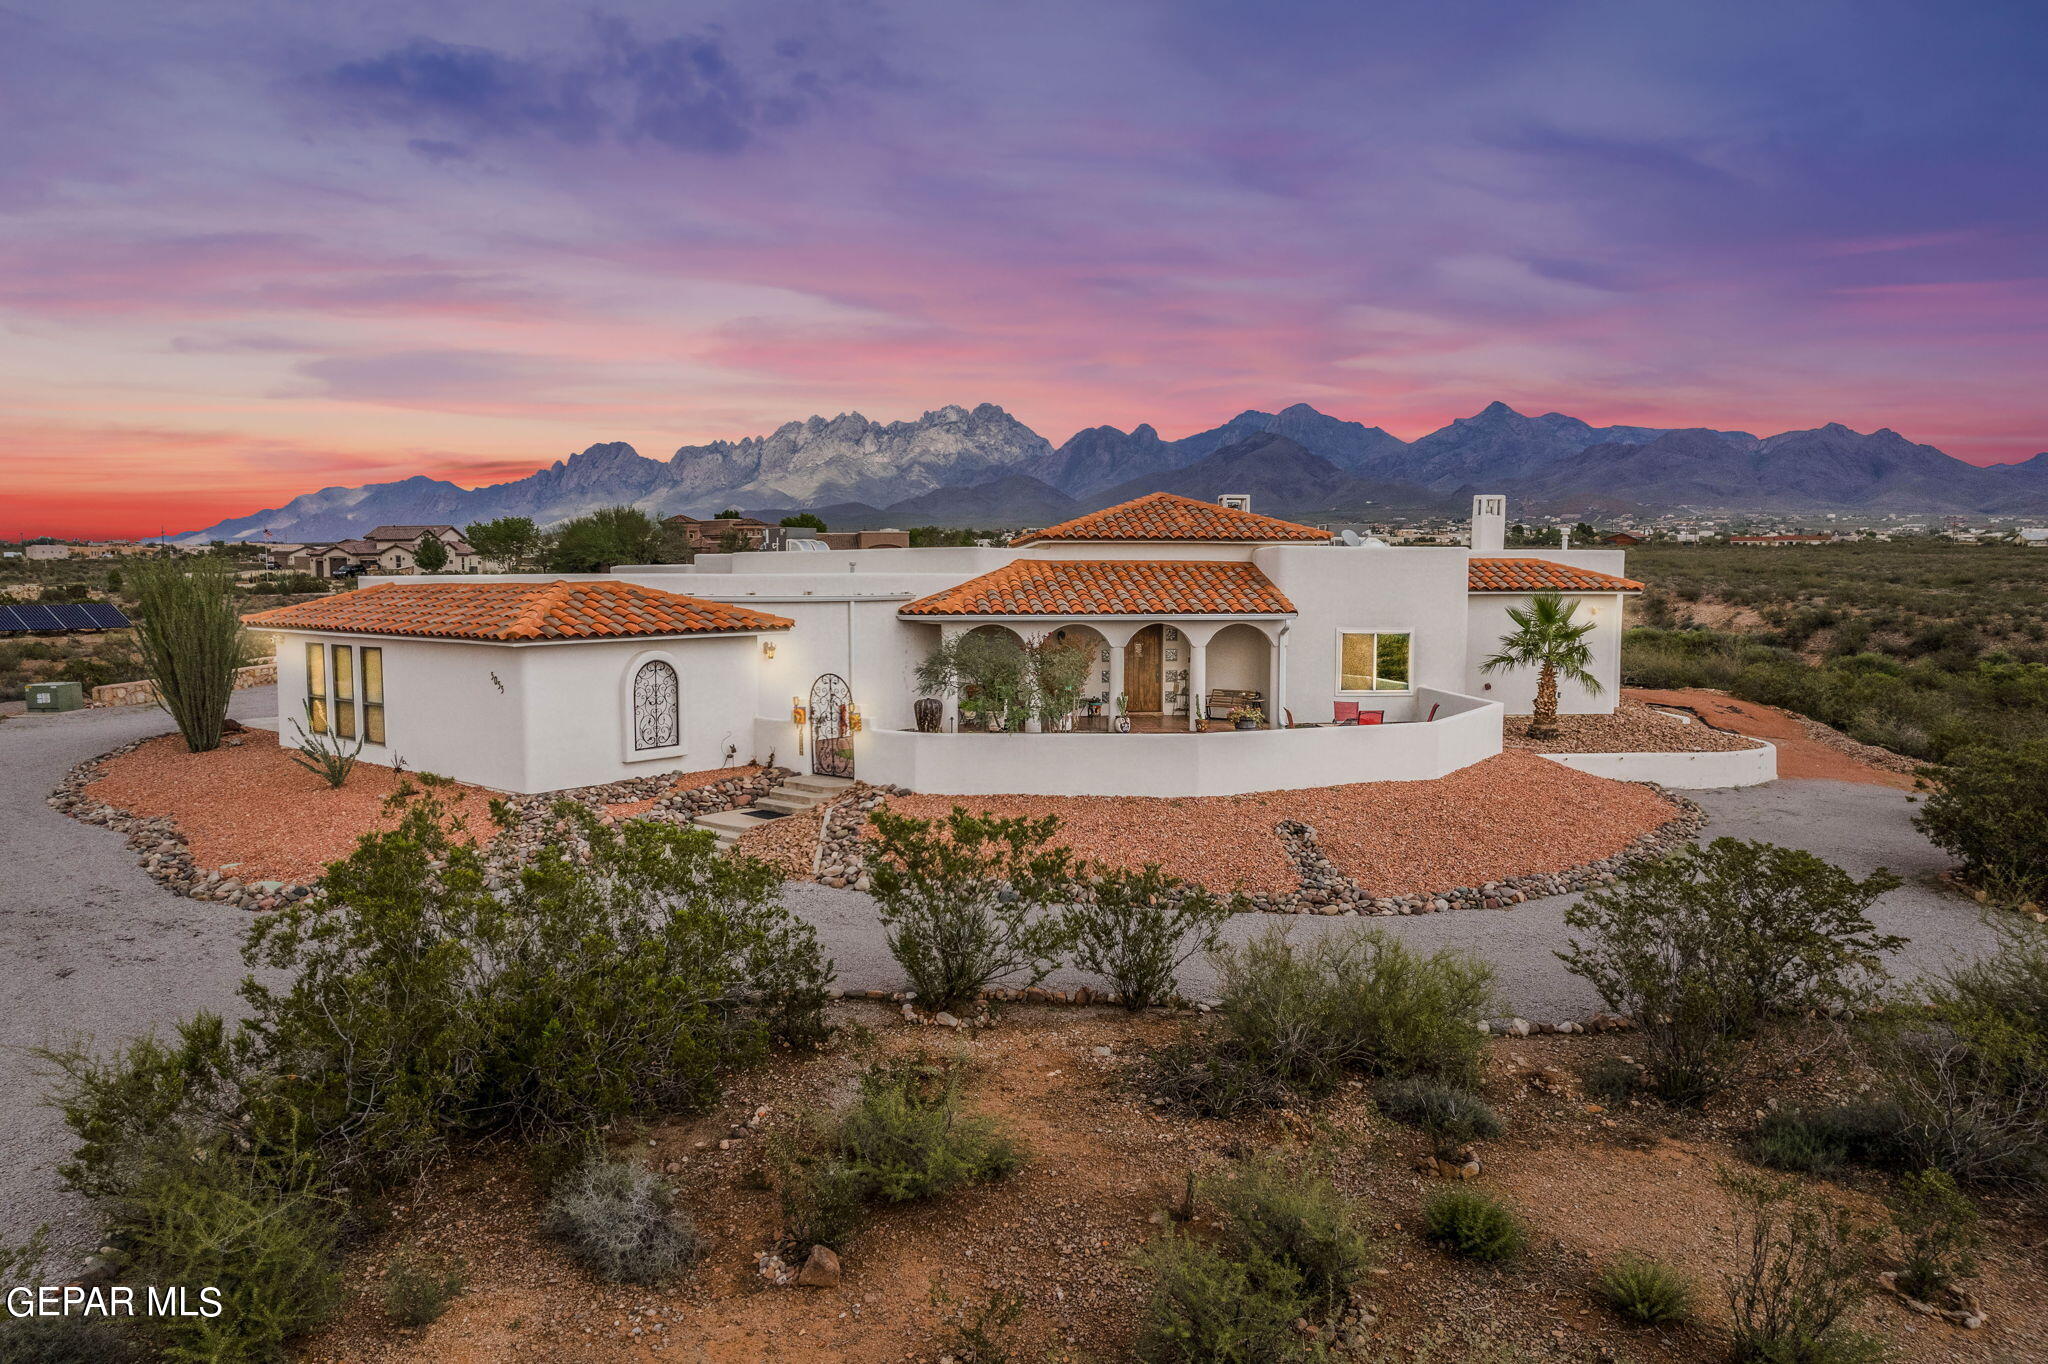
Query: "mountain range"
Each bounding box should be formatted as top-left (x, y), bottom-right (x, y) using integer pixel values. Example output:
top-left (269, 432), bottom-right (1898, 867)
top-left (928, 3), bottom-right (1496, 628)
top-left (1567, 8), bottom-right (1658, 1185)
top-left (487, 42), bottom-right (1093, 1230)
top-left (176, 400), bottom-right (2048, 542)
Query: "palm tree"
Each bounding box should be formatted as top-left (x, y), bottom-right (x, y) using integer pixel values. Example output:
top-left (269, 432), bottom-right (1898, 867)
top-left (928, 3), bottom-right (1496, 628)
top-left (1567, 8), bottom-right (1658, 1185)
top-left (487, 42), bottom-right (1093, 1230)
top-left (1480, 593), bottom-right (1601, 739)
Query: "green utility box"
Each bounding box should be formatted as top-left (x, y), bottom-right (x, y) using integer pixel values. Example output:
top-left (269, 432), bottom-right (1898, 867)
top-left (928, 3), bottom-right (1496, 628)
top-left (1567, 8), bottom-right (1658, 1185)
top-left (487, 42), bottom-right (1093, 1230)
top-left (26, 681), bottom-right (86, 712)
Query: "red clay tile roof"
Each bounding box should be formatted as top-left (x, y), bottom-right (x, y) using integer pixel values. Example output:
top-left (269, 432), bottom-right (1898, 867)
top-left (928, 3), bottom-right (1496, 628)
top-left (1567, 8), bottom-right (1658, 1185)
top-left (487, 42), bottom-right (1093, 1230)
top-left (1013, 492), bottom-right (1331, 545)
top-left (901, 559), bottom-right (1296, 617)
top-left (1467, 557), bottom-right (1644, 593)
top-left (241, 580), bottom-right (794, 641)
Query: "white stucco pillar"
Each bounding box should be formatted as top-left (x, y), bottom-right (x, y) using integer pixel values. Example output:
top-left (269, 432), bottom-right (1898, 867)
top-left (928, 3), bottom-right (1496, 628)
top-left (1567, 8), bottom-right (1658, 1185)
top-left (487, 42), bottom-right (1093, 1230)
top-left (1173, 621), bottom-right (1232, 732)
top-left (1268, 626), bottom-right (1286, 728)
top-left (1090, 620), bottom-right (1143, 727)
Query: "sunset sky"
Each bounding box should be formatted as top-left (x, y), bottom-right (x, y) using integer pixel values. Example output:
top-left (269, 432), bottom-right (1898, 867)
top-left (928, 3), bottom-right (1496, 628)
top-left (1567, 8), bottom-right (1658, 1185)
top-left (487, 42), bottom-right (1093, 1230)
top-left (4, 1), bottom-right (2045, 538)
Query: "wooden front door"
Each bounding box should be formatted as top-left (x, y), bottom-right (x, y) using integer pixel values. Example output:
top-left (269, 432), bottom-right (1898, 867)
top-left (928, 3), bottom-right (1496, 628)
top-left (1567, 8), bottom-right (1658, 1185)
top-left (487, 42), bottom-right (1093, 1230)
top-left (1124, 625), bottom-right (1163, 712)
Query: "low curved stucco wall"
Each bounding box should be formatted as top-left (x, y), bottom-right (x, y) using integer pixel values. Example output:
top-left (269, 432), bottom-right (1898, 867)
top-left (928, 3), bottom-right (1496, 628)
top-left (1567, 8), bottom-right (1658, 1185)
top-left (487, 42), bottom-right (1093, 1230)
top-left (792, 688), bottom-right (1502, 798)
top-left (1538, 741), bottom-right (1777, 789)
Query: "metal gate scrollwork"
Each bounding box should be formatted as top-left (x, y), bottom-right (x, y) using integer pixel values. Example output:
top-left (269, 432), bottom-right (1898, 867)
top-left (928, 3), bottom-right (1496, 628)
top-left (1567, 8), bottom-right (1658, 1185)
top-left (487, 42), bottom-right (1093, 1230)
top-left (809, 673), bottom-right (854, 777)
top-left (632, 659), bottom-right (680, 751)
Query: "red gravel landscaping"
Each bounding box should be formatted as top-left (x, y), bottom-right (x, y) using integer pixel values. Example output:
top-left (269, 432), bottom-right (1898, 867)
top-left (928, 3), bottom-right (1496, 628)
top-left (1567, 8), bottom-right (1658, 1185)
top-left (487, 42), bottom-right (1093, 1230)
top-left (871, 750), bottom-right (1680, 897)
top-left (85, 731), bottom-right (502, 885)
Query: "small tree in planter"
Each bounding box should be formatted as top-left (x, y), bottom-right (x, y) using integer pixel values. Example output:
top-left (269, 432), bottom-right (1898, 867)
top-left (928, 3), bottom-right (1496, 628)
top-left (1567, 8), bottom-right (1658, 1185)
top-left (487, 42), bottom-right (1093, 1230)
top-left (914, 632), bottom-right (1031, 732)
top-left (1479, 592), bottom-right (1600, 739)
top-left (129, 555), bottom-right (248, 753)
top-left (1026, 636), bottom-right (1095, 732)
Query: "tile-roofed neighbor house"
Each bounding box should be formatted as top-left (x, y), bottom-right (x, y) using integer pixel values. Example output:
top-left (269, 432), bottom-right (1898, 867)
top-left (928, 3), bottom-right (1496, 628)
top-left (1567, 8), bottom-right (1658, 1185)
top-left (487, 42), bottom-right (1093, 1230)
top-left (243, 580), bottom-right (793, 641)
top-left (1013, 491), bottom-right (1332, 545)
top-left (1466, 558), bottom-right (1644, 593)
top-left (902, 560), bottom-right (1296, 617)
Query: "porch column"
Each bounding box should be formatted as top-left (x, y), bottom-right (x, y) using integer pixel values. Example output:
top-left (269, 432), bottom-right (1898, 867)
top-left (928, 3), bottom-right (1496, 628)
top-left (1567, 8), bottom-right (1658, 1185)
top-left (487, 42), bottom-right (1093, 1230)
top-left (1268, 625), bottom-right (1288, 728)
top-left (938, 623), bottom-right (968, 732)
top-left (1090, 621), bottom-right (1143, 727)
top-left (1187, 638), bottom-right (1208, 731)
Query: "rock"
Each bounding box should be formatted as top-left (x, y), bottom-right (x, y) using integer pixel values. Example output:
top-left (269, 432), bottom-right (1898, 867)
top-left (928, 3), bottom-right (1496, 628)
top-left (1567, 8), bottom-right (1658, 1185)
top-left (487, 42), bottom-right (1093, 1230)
top-left (796, 1245), bottom-right (841, 1288)
top-left (933, 1011), bottom-right (962, 1028)
top-left (1506, 1017), bottom-right (1532, 1037)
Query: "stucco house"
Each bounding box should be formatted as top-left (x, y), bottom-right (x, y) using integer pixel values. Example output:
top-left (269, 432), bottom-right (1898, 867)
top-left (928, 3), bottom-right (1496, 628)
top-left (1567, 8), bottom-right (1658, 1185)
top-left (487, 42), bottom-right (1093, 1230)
top-left (244, 492), bottom-right (1644, 798)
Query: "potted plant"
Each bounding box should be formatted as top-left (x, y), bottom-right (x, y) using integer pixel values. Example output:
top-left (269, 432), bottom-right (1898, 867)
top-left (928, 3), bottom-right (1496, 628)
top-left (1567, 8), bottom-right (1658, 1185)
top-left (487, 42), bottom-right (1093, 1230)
top-left (1113, 691), bottom-right (1131, 733)
top-left (1228, 704), bottom-right (1265, 731)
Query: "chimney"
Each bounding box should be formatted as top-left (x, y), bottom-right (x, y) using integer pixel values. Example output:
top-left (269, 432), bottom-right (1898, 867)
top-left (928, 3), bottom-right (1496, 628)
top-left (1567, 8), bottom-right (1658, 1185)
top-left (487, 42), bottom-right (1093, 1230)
top-left (1470, 494), bottom-right (1506, 554)
top-left (1217, 493), bottom-right (1252, 513)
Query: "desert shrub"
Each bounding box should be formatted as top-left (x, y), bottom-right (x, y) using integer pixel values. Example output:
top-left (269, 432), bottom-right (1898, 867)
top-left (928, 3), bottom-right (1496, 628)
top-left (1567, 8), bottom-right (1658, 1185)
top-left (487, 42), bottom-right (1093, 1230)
top-left (1216, 926), bottom-right (1494, 1093)
top-left (1579, 1055), bottom-right (1644, 1103)
top-left (864, 807), bottom-right (1079, 1012)
top-left (129, 554), bottom-right (248, 753)
top-left (774, 1055), bottom-right (1022, 1255)
top-left (286, 698), bottom-right (362, 788)
top-left (1142, 1033), bottom-right (1291, 1118)
top-left (1205, 1156), bottom-right (1373, 1310)
top-left (382, 1250), bottom-right (466, 1327)
top-left (1914, 739), bottom-right (2048, 900)
top-left (1558, 839), bottom-right (1903, 1104)
top-left (929, 1281), bottom-right (1026, 1364)
top-left (1063, 862), bottom-right (1234, 1009)
top-left (234, 788), bottom-right (832, 1187)
top-left (118, 1149), bottom-right (344, 1364)
top-left (1134, 1234), bottom-right (1316, 1364)
top-left (1721, 1170), bottom-right (1883, 1364)
top-left (1888, 1168), bottom-right (1980, 1301)
top-left (1749, 1104), bottom-right (1912, 1174)
top-left (1376, 1078), bottom-right (1503, 1153)
top-left (1864, 923), bottom-right (2048, 1185)
top-left (1594, 1253), bottom-right (1695, 1325)
top-left (1422, 1188), bottom-right (1527, 1262)
top-left (0, 1232), bottom-right (148, 1363)
top-left (544, 1155), bottom-right (700, 1285)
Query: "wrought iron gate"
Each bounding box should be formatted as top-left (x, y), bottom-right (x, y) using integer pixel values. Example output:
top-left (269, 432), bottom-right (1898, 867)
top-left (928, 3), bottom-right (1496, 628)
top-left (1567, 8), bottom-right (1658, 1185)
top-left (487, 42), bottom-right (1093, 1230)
top-left (809, 673), bottom-right (854, 778)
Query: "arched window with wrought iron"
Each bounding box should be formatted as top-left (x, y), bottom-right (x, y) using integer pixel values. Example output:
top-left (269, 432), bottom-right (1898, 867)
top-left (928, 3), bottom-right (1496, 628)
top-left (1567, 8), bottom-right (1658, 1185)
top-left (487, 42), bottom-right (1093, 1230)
top-left (631, 658), bottom-right (680, 752)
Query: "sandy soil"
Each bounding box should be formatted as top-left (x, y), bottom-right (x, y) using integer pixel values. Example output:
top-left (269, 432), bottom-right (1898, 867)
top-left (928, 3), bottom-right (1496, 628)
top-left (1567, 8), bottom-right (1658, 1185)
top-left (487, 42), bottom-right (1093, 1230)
top-left (871, 751), bottom-right (1679, 896)
top-left (299, 1007), bottom-right (2048, 1364)
top-left (85, 730), bottom-right (502, 883)
top-left (1624, 688), bottom-right (1918, 789)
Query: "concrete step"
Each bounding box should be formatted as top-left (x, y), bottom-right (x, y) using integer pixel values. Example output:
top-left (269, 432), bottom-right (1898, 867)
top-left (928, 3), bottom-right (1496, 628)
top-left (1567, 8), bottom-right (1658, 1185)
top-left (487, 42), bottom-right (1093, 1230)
top-left (692, 809), bottom-right (773, 835)
top-left (780, 774), bottom-right (856, 797)
top-left (755, 793), bottom-right (825, 815)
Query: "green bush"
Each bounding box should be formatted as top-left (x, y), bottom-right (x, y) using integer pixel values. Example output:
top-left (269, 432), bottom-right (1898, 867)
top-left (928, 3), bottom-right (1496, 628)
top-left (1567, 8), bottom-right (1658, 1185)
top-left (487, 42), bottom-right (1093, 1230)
top-left (1134, 1234), bottom-right (1317, 1364)
top-left (1422, 1188), bottom-right (1527, 1262)
top-left (0, 1316), bottom-right (149, 1364)
top-left (864, 807), bottom-right (1079, 1013)
top-left (1722, 1170), bottom-right (1884, 1364)
top-left (382, 1250), bottom-right (466, 1327)
top-left (1376, 1078), bottom-right (1503, 1152)
top-left (1888, 1168), bottom-right (1980, 1301)
top-left (1559, 839), bottom-right (1903, 1103)
top-left (1206, 1157), bottom-right (1373, 1311)
top-left (1594, 1253), bottom-right (1695, 1325)
top-left (772, 1146), bottom-right (870, 1257)
top-left (1579, 1055), bottom-right (1644, 1103)
top-left (544, 1155), bottom-right (700, 1285)
top-left (1063, 863), bottom-right (1234, 1009)
top-left (1216, 926), bottom-right (1494, 1093)
top-left (928, 1282), bottom-right (1025, 1364)
top-left (1914, 740), bottom-right (2048, 900)
top-left (1142, 1033), bottom-right (1291, 1118)
top-left (1749, 1104), bottom-right (1911, 1174)
top-left (128, 554), bottom-right (248, 753)
top-left (1864, 923), bottom-right (2048, 1184)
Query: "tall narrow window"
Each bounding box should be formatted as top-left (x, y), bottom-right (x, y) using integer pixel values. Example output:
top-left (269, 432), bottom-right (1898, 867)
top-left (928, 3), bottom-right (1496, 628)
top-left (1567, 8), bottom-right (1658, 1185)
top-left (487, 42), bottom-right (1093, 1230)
top-left (306, 641), bottom-right (328, 734)
top-left (1337, 632), bottom-right (1413, 692)
top-left (632, 659), bottom-right (680, 751)
top-left (361, 647), bottom-right (385, 745)
top-left (332, 644), bottom-right (357, 740)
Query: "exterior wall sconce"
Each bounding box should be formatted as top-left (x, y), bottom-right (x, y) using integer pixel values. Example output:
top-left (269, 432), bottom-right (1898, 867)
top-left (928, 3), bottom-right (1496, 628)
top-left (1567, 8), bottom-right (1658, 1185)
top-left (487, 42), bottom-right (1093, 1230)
top-left (848, 705), bottom-right (864, 733)
top-left (790, 698), bottom-right (807, 724)
top-left (762, 641), bottom-right (777, 658)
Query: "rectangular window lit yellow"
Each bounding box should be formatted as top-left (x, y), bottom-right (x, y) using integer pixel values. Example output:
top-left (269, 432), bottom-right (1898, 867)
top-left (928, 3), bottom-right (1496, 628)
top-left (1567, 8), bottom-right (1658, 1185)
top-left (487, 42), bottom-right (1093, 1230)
top-left (305, 641), bottom-right (327, 734)
top-left (1338, 632), bottom-right (1412, 692)
top-left (332, 645), bottom-right (356, 740)
top-left (362, 647), bottom-right (384, 745)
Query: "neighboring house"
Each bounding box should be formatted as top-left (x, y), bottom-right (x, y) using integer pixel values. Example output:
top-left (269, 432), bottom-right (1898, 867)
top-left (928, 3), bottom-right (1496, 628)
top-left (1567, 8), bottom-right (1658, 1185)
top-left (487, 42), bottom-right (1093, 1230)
top-left (819, 529), bottom-right (909, 550)
top-left (24, 544), bottom-right (70, 561)
top-left (2016, 528), bottom-right (2048, 547)
top-left (1728, 534), bottom-right (1835, 546)
top-left (281, 528), bottom-right (484, 577)
top-left (1600, 532), bottom-right (1645, 547)
top-left (664, 515), bottom-right (786, 552)
top-left (248, 492), bottom-right (1642, 797)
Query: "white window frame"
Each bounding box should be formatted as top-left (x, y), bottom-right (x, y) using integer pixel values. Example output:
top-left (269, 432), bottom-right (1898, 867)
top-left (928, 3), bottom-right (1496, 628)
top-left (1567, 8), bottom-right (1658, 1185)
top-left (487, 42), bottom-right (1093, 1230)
top-left (1333, 627), bottom-right (1416, 696)
top-left (620, 648), bottom-right (687, 763)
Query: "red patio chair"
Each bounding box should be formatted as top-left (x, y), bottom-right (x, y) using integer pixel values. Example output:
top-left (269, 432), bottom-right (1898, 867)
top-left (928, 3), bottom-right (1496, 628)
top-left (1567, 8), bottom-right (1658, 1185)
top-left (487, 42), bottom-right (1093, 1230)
top-left (1333, 700), bottom-right (1359, 724)
top-left (1358, 710), bottom-right (1385, 725)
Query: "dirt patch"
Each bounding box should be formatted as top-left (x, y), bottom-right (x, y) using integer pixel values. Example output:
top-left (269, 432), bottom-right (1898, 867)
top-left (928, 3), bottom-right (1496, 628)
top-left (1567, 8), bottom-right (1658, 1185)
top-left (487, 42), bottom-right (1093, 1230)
top-left (1504, 699), bottom-right (1764, 754)
top-left (872, 752), bottom-right (1679, 900)
top-left (301, 1009), bottom-right (2048, 1364)
top-left (1625, 688), bottom-right (1917, 789)
top-left (84, 731), bottom-right (501, 884)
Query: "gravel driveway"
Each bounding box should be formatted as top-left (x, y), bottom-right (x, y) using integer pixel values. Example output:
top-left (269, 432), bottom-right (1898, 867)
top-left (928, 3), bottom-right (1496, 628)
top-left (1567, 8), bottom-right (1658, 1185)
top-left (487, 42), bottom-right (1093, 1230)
top-left (0, 694), bottom-right (2006, 1258)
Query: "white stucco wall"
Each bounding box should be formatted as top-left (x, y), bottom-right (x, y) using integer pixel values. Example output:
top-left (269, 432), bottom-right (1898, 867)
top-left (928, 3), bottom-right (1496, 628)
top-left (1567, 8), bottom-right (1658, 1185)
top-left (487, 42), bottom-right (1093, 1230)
top-left (1461, 593), bottom-right (1626, 716)
top-left (849, 686), bottom-right (1500, 797)
top-left (1540, 742), bottom-right (1777, 789)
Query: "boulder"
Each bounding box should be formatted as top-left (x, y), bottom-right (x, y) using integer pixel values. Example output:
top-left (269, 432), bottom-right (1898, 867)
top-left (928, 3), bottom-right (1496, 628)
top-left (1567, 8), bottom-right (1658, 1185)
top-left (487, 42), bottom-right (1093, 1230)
top-left (796, 1245), bottom-right (841, 1288)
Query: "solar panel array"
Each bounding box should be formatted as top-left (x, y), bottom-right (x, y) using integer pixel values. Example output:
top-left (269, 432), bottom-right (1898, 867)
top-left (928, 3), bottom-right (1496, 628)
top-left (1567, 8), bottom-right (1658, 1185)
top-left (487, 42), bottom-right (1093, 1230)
top-left (0, 602), bottom-right (131, 632)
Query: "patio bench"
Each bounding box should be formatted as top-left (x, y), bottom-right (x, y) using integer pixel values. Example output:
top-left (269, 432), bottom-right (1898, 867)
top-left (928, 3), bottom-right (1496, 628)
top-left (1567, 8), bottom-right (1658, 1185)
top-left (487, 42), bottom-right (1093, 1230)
top-left (1204, 688), bottom-right (1265, 720)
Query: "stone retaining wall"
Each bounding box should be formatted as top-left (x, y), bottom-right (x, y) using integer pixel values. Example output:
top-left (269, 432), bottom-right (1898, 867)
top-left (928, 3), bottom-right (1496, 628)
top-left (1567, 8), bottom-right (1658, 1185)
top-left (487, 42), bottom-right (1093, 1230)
top-left (92, 660), bottom-right (277, 708)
